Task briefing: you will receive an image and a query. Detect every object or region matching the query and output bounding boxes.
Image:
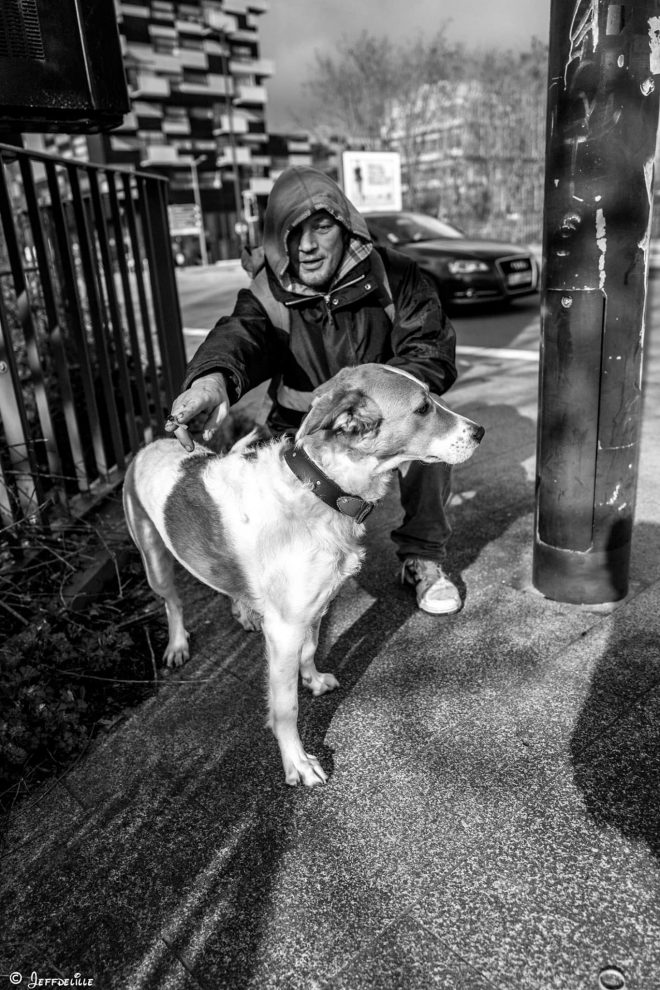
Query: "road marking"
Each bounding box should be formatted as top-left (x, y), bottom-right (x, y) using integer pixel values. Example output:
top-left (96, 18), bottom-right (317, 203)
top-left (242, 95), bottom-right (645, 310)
top-left (457, 344), bottom-right (539, 362)
top-left (183, 332), bottom-right (540, 361)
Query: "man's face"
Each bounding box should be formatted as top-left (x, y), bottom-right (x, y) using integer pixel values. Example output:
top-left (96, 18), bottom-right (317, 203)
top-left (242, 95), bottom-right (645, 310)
top-left (288, 210), bottom-right (345, 291)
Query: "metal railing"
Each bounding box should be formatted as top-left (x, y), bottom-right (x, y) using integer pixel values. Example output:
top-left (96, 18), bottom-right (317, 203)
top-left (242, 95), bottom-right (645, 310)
top-left (0, 143), bottom-right (186, 542)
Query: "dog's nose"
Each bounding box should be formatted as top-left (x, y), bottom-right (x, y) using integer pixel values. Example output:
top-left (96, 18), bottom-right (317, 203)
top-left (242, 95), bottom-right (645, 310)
top-left (473, 425), bottom-right (485, 443)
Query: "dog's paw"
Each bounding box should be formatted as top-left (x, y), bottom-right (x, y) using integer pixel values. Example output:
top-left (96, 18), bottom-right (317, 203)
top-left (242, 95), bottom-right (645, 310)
top-left (231, 598), bottom-right (261, 631)
top-left (301, 671), bottom-right (340, 696)
top-left (163, 633), bottom-right (189, 668)
top-left (284, 752), bottom-right (328, 787)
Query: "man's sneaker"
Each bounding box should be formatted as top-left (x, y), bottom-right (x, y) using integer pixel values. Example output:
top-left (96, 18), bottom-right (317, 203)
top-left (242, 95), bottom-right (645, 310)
top-left (401, 557), bottom-right (462, 615)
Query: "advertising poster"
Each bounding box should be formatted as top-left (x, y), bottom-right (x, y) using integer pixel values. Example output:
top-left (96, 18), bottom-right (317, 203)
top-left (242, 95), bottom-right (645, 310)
top-left (341, 151), bottom-right (402, 213)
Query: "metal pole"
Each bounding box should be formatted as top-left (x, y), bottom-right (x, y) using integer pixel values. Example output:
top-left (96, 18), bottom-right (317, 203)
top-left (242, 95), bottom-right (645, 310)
top-left (533, 0), bottom-right (660, 604)
top-left (190, 155), bottom-right (209, 266)
top-left (220, 32), bottom-right (244, 246)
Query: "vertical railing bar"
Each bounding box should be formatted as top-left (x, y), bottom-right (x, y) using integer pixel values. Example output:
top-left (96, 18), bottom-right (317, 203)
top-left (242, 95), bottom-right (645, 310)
top-left (106, 172), bottom-right (152, 444)
top-left (0, 151), bottom-right (61, 483)
top-left (139, 174), bottom-right (186, 409)
top-left (121, 171), bottom-right (162, 433)
top-left (68, 165), bottom-right (123, 473)
top-left (19, 156), bottom-right (89, 495)
top-left (0, 457), bottom-right (17, 531)
top-left (0, 288), bottom-right (41, 522)
top-left (87, 168), bottom-right (140, 452)
top-left (45, 159), bottom-right (106, 489)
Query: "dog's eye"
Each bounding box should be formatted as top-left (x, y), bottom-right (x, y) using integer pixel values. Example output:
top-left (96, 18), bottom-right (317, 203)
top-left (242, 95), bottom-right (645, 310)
top-left (415, 397), bottom-right (432, 416)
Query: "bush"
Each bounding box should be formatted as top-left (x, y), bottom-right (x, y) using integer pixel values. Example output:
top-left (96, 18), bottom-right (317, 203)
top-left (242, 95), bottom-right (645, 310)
top-left (0, 528), bottom-right (167, 810)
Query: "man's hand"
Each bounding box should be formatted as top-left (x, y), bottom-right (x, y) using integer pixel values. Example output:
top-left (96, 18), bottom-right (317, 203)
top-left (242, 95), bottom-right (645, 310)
top-left (165, 372), bottom-right (230, 450)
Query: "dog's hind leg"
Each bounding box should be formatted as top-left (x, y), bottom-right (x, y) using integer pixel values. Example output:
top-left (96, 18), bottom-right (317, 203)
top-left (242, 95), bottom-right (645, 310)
top-left (263, 610), bottom-right (327, 787)
top-left (300, 619), bottom-right (339, 696)
top-left (123, 478), bottom-right (189, 668)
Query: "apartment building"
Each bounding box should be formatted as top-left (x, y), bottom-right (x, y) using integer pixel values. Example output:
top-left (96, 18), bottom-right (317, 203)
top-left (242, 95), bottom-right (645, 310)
top-left (47, 0), bottom-right (275, 260)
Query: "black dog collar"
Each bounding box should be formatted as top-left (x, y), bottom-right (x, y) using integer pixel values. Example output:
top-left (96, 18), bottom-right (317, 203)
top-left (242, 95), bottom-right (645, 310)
top-left (283, 445), bottom-right (374, 524)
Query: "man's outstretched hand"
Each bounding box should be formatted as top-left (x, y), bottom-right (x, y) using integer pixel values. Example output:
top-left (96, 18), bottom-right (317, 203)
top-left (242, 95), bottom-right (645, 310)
top-left (165, 372), bottom-right (230, 451)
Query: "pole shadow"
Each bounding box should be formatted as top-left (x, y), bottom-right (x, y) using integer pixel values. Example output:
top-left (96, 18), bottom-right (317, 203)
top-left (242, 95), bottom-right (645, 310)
top-left (570, 521), bottom-right (660, 861)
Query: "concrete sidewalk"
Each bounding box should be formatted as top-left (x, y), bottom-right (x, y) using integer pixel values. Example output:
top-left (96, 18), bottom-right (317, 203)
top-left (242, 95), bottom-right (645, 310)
top-left (1, 322), bottom-right (660, 989)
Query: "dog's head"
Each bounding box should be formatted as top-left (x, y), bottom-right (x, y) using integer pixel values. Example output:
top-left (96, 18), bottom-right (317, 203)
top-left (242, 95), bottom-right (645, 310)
top-left (296, 364), bottom-right (484, 471)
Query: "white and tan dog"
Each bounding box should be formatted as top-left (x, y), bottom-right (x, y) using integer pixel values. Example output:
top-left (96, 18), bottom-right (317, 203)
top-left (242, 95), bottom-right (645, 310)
top-left (123, 364), bottom-right (484, 787)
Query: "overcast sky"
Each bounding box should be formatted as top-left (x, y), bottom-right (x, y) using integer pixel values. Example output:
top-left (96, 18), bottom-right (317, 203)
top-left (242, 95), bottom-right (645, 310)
top-left (259, 0), bottom-right (552, 131)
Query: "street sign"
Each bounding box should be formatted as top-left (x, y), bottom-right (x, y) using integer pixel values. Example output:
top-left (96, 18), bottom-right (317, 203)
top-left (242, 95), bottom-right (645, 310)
top-left (168, 204), bottom-right (201, 236)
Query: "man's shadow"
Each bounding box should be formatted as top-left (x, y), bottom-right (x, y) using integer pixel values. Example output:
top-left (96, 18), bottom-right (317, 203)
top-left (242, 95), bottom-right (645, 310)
top-left (570, 521), bottom-right (660, 861)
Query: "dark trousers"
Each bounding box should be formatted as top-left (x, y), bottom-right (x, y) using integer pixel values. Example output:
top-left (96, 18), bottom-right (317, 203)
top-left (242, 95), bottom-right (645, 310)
top-left (392, 460), bottom-right (452, 563)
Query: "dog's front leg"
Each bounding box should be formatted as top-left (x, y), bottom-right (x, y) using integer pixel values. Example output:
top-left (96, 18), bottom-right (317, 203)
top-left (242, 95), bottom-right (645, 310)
top-left (263, 611), bottom-right (327, 787)
top-left (300, 620), bottom-right (339, 696)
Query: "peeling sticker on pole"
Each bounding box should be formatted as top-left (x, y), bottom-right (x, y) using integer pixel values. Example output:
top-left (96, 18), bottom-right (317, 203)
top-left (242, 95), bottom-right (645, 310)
top-left (596, 207), bottom-right (606, 289)
top-left (649, 17), bottom-right (660, 75)
top-left (566, 0), bottom-right (600, 84)
top-left (638, 157), bottom-right (655, 272)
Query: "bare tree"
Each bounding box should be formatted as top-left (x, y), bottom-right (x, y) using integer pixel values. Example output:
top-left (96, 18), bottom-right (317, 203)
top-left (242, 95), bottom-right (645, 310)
top-left (305, 32), bottom-right (395, 149)
top-left (304, 28), bottom-right (461, 157)
top-left (301, 31), bottom-right (548, 237)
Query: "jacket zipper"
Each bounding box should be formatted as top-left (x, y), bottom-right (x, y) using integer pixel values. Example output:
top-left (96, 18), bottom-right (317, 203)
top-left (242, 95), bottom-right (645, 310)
top-left (286, 272), bottom-right (371, 310)
top-left (323, 273), bottom-right (370, 329)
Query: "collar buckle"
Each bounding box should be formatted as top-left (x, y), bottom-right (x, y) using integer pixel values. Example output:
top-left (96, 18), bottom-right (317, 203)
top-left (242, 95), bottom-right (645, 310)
top-left (336, 495), bottom-right (374, 523)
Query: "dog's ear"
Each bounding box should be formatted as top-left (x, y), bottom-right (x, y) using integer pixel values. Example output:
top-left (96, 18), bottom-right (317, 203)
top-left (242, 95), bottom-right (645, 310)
top-left (297, 386), bottom-right (382, 440)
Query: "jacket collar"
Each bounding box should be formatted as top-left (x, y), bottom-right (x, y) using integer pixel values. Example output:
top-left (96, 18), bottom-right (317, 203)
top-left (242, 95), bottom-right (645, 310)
top-left (269, 254), bottom-right (380, 309)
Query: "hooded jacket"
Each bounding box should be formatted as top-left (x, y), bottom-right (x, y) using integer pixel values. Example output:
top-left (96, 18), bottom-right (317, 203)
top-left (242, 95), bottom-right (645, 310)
top-left (183, 166), bottom-right (457, 427)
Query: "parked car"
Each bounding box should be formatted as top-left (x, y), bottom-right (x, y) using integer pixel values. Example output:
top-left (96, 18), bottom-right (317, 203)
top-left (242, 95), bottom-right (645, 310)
top-left (364, 211), bottom-right (539, 307)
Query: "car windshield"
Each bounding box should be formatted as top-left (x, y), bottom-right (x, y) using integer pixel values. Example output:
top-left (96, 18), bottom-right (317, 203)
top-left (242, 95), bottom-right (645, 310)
top-left (369, 212), bottom-right (463, 244)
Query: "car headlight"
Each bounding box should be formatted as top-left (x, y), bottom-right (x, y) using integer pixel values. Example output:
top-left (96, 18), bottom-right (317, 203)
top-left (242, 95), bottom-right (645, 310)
top-left (447, 259), bottom-right (490, 275)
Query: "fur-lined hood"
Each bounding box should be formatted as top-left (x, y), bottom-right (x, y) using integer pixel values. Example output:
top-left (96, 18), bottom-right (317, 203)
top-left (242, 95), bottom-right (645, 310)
top-left (262, 166), bottom-right (372, 295)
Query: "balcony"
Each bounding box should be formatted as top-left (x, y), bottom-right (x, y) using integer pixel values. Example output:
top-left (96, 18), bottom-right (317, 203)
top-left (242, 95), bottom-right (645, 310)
top-left (162, 120), bottom-right (191, 135)
top-left (148, 52), bottom-right (183, 74)
top-left (222, 0), bottom-right (249, 13)
top-left (175, 18), bottom-right (205, 34)
top-left (132, 73), bottom-right (170, 98)
top-left (114, 111), bottom-right (138, 132)
top-left (121, 3), bottom-right (150, 16)
top-left (234, 84), bottom-right (267, 105)
top-left (206, 74), bottom-right (233, 97)
top-left (216, 146), bottom-right (252, 168)
top-left (249, 175), bottom-right (274, 195)
top-left (229, 56), bottom-right (274, 77)
top-left (140, 145), bottom-right (180, 167)
top-left (242, 131), bottom-right (268, 143)
top-left (205, 10), bottom-right (238, 34)
top-left (213, 114), bottom-right (250, 135)
top-left (179, 49), bottom-right (208, 70)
